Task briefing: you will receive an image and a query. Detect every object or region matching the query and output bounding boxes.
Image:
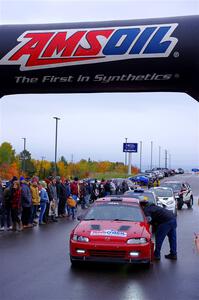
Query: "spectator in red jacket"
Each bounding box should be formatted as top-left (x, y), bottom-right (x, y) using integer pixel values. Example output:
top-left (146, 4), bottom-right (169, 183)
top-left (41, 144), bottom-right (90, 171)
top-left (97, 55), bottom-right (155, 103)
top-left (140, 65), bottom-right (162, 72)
top-left (70, 177), bottom-right (79, 201)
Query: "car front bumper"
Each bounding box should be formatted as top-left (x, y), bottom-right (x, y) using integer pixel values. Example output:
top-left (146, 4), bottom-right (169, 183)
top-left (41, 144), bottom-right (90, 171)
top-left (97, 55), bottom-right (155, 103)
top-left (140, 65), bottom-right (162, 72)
top-left (70, 240), bottom-right (153, 264)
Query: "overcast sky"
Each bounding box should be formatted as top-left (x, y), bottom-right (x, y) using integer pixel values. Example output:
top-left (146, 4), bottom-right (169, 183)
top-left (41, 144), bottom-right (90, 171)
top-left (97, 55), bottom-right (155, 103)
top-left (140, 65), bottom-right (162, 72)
top-left (0, 0), bottom-right (199, 170)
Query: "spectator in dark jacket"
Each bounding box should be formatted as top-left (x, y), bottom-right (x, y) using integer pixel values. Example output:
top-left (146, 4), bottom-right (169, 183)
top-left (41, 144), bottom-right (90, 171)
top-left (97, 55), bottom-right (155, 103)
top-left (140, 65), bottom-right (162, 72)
top-left (20, 177), bottom-right (32, 228)
top-left (91, 179), bottom-right (99, 202)
top-left (58, 178), bottom-right (67, 217)
top-left (11, 181), bottom-right (22, 231)
top-left (3, 176), bottom-right (18, 230)
top-left (141, 202), bottom-right (177, 260)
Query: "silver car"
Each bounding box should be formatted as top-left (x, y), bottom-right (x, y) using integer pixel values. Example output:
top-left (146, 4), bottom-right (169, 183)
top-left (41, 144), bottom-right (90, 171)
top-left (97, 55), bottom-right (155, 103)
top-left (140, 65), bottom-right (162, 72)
top-left (150, 187), bottom-right (177, 215)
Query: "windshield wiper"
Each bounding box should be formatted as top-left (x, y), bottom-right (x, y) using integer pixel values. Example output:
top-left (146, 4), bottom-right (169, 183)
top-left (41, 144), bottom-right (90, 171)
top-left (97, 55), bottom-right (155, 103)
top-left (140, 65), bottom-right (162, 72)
top-left (112, 218), bottom-right (131, 221)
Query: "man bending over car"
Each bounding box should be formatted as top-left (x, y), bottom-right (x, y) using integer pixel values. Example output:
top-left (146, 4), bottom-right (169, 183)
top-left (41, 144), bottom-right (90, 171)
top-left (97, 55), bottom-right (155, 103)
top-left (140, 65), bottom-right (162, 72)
top-left (141, 201), bottom-right (177, 260)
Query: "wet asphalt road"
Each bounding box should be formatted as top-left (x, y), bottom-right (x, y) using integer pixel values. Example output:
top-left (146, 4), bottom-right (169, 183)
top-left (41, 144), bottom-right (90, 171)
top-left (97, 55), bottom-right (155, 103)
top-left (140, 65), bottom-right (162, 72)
top-left (1, 174), bottom-right (199, 300)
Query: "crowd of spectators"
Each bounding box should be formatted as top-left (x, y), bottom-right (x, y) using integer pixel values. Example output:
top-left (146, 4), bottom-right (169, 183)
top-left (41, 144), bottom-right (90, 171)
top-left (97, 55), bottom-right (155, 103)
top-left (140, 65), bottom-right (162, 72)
top-left (0, 176), bottom-right (129, 232)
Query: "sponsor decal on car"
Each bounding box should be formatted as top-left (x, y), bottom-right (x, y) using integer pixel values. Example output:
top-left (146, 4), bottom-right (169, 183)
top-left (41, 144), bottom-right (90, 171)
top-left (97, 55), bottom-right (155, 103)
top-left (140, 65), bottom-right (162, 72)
top-left (0, 24), bottom-right (178, 70)
top-left (90, 229), bottom-right (127, 237)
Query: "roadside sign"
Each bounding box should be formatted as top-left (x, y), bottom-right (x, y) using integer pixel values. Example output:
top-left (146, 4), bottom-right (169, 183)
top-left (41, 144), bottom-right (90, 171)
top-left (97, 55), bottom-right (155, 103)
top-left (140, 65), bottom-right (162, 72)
top-left (192, 168), bottom-right (199, 172)
top-left (123, 143), bottom-right (138, 153)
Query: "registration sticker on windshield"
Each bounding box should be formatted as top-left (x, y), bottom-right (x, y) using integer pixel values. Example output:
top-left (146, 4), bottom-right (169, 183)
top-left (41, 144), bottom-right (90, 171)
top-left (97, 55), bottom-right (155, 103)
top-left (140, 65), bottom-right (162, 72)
top-left (90, 230), bottom-right (127, 237)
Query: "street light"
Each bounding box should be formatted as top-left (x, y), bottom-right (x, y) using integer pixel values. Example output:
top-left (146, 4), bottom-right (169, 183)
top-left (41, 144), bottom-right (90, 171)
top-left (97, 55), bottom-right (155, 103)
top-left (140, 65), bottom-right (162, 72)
top-left (21, 137), bottom-right (26, 172)
top-left (159, 146), bottom-right (161, 168)
top-left (165, 149), bottom-right (168, 168)
top-left (150, 141), bottom-right (153, 170)
top-left (125, 137), bottom-right (128, 166)
top-left (53, 117), bottom-right (60, 175)
top-left (139, 141), bottom-right (142, 172)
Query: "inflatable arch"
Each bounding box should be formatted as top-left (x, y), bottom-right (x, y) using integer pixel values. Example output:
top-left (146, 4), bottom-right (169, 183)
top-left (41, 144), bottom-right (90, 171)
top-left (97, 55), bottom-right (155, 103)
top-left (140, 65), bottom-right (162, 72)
top-left (0, 15), bottom-right (198, 101)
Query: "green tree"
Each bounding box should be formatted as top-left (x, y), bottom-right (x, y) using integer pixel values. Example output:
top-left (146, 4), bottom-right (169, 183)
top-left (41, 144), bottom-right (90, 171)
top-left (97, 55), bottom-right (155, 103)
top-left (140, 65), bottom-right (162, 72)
top-left (0, 142), bottom-right (16, 164)
top-left (19, 149), bottom-right (36, 176)
top-left (60, 156), bottom-right (68, 166)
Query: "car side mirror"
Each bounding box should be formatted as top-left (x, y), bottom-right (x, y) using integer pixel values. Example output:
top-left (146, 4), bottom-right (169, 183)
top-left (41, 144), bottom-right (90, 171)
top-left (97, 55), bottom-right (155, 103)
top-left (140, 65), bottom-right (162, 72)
top-left (77, 215), bottom-right (84, 221)
top-left (146, 216), bottom-right (152, 223)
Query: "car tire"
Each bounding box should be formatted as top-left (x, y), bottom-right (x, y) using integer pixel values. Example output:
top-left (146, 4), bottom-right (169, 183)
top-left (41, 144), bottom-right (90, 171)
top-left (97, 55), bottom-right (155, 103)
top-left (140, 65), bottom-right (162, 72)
top-left (187, 196), bottom-right (193, 209)
top-left (177, 200), bottom-right (183, 210)
top-left (70, 257), bottom-right (82, 267)
top-left (71, 261), bottom-right (81, 268)
top-left (142, 262), bottom-right (151, 269)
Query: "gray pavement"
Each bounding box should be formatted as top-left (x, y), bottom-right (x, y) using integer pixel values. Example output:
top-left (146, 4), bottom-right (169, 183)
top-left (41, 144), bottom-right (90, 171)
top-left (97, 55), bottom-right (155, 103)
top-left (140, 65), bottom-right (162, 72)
top-left (1, 174), bottom-right (199, 300)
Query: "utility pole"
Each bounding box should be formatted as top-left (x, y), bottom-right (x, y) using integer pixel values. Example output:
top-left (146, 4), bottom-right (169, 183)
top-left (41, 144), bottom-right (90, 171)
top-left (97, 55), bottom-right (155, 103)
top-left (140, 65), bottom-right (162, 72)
top-left (128, 152), bottom-right (132, 175)
top-left (53, 117), bottom-right (60, 176)
top-left (139, 141), bottom-right (142, 172)
top-left (150, 141), bottom-right (153, 170)
top-left (165, 149), bottom-right (168, 168)
top-left (159, 146), bottom-right (161, 168)
top-left (21, 137), bottom-right (26, 173)
top-left (125, 137), bottom-right (128, 166)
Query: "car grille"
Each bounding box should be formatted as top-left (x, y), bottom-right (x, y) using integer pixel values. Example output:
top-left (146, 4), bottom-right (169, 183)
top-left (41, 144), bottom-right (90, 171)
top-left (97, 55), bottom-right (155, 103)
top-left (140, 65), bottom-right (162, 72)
top-left (89, 250), bottom-right (126, 258)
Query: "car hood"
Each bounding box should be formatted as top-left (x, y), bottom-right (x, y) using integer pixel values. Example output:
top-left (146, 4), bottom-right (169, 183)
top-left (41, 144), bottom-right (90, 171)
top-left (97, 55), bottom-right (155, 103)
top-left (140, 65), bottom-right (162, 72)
top-left (74, 220), bottom-right (149, 241)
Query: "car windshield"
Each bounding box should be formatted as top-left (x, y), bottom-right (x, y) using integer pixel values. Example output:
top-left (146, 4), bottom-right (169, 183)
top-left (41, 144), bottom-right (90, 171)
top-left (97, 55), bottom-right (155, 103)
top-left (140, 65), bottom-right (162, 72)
top-left (153, 188), bottom-right (173, 197)
top-left (161, 183), bottom-right (181, 192)
top-left (83, 203), bottom-right (144, 222)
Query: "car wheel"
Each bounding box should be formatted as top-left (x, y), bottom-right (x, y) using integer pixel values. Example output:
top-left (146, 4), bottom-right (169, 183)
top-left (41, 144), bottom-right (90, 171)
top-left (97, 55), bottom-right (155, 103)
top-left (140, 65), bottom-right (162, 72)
top-left (187, 196), bottom-right (193, 209)
top-left (142, 262), bottom-right (151, 269)
top-left (177, 200), bottom-right (183, 210)
top-left (70, 257), bottom-right (82, 267)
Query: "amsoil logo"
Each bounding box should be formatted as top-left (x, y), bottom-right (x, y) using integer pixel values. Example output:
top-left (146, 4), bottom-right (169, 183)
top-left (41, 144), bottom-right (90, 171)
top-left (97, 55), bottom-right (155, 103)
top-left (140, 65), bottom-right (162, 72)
top-left (0, 24), bottom-right (178, 71)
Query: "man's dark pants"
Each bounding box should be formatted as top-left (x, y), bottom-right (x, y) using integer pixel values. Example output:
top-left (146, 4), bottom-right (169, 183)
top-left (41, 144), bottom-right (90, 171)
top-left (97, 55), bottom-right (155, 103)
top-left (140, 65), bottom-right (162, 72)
top-left (154, 218), bottom-right (177, 257)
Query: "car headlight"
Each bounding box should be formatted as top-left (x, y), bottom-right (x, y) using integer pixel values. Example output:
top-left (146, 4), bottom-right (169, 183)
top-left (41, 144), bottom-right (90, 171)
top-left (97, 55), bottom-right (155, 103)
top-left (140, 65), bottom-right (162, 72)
top-left (73, 235), bottom-right (90, 242)
top-left (127, 238), bottom-right (147, 244)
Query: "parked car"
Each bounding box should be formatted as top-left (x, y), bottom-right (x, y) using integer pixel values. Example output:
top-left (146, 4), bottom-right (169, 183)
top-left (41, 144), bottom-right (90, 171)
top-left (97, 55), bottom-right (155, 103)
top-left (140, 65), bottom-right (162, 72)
top-left (144, 172), bottom-right (157, 180)
top-left (70, 197), bottom-right (154, 267)
top-left (129, 175), bottom-right (149, 186)
top-left (160, 181), bottom-right (193, 209)
top-left (174, 168), bottom-right (184, 174)
top-left (152, 168), bottom-right (170, 177)
top-left (112, 178), bottom-right (135, 192)
top-left (150, 187), bottom-right (177, 215)
top-left (124, 189), bottom-right (157, 205)
top-left (178, 168), bottom-right (185, 174)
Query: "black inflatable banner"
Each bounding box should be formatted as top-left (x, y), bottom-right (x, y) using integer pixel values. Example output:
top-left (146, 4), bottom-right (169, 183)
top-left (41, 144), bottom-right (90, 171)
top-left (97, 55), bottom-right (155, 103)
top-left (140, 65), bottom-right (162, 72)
top-left (0, 15), bottom-right (198, 101)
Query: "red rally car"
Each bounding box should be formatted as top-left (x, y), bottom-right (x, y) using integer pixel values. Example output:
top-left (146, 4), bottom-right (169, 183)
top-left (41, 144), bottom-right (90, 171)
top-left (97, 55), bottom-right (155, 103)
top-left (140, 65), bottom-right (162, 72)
top-left (70, 197), bottom-right (154, 266)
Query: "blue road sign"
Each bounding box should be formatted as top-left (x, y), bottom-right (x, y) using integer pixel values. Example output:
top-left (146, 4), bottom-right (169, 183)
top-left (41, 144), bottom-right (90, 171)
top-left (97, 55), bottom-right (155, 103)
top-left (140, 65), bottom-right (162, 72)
top-left (192, 168), bottom-right (199, 172)
top-left (123, 143), bottom-right (138, 153)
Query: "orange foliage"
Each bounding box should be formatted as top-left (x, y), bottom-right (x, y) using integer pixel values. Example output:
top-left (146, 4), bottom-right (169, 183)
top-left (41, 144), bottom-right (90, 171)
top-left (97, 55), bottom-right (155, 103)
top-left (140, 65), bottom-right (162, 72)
top-left (0, 162), bottom-right (20, 179)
